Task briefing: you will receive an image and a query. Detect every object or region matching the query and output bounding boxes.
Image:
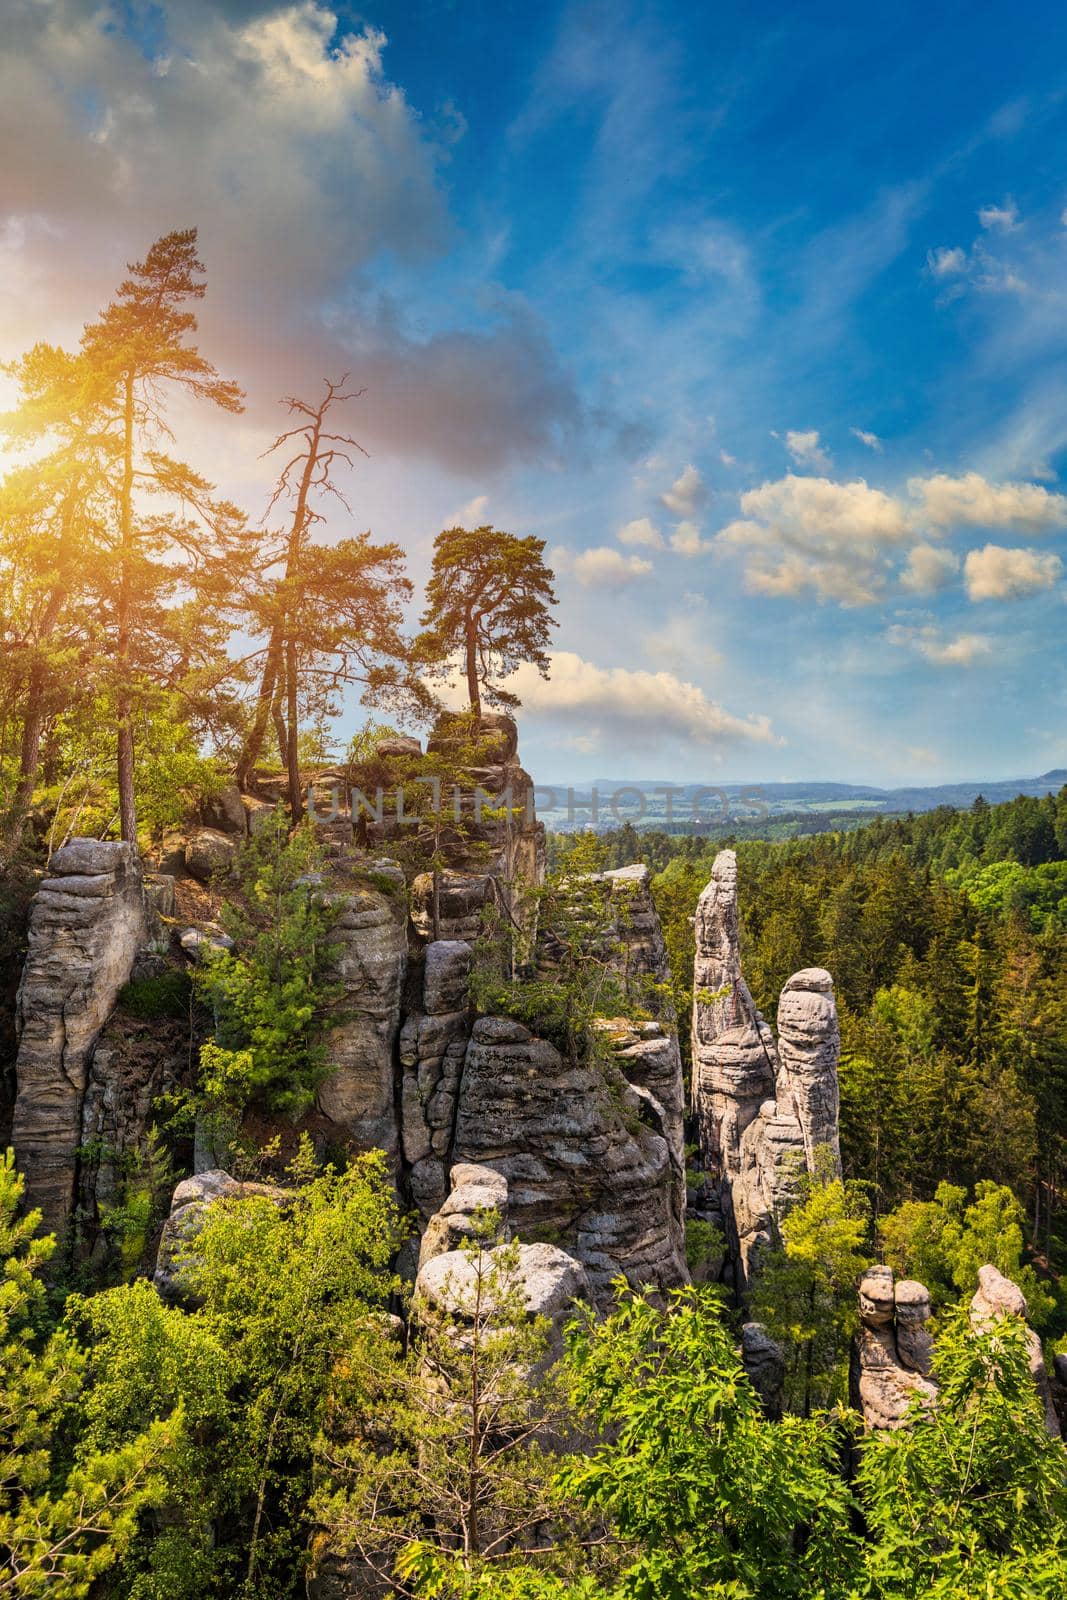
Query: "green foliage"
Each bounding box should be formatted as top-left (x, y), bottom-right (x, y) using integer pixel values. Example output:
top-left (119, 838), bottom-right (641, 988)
top-left (751, 1153), bottom-right (873, 1416)
top-left (417, 524), bottom-right (557, 716)
top-left (314, 1218), bottom-right (589, 1593)
top-left (640, 789), bottom-right (1067, 1274)
top-left (855, 1310), bottom-right (1067, 1597)
top-left (118, 969), bottom-right (191, 1020)
top-left (69, 1145), bottom-right (403, 1600)
top-left (879, 1180), bottom-right (1056, 1328)
top-left (195, 813), bottom-right (341, 1119)
top-left (554, 1281), bottom-right (857, 1599)
top-left (684, 1217), bottom-right (725, 1277)
top-left (0, 1150), bottom-right (174, 1597)
top-left (471, 835), bottom-right (650, 1066)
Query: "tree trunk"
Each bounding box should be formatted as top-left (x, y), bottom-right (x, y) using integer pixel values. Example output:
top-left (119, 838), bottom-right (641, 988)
top-left (116, 370), bottom-right (137, 845)
top-left (234, 415), bottom-right (321, 790)
top-left (465, 619), bottom-right (481, 719)
top-left (235, 639), bottom-right (280, 791)
top-left (285, 636), bottom-right (303, 825)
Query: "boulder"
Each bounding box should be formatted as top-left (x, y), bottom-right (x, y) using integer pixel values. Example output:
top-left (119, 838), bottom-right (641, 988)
top-left (375, 734), bottom-right (422, 761)
top-left (741, 1322), bottom-right (785, 1419)
top-left (418, 1162), bottom-right (510, 1268)
top-left (153, 1169), bottom-right (286, 1302)
top-left (179, 926), bottom-right (234, 959)
top-left (184, 827), bottom-right (237, 883)
top-left (200, 784), bottom-right (249, 837)
top-left (416, 1241), bottom-right (588, 1326)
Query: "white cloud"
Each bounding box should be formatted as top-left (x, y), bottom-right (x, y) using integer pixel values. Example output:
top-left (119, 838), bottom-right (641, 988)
top-left (963, 543), bottom-right (1064, 601)
top-left (715, 474), bottom-right (912, 605)
top-left (927, 246), bottom-right (968, 278)
top-left (447, 493), bottom-right (489, 526)
top-left (900, 543), bottom-right (960, 594)
top-left (719, 448), bottom-right (737, 466)
top-left (714, 467), bottom-right (1067, 608)
top-left (669, 520), bottom-right (712, 556)
top-left (617, 516), bottom-right (664, 549)
top-left (568, 546), bottom-right (654, 587)
top-left (850, 427), bottom-right (883, 452)
top-left (978, 200), bottom-right (1020, 233)
top-left (500, 650), bottom-right (781, 750)
top-left (785, 429), bottom-right (832, 470)
top-left (910, 472), bottom-right (1067, 533)
top-left (660, 464), bottom-right (709, 517)
top-left (886, 625), bottom-right (993, 667)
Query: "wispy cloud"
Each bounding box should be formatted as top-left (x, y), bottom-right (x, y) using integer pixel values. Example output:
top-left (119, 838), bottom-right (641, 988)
top-left (785, 429), bottom-right (832, 470)
top-left (886, 624), bottom-right (994, 666)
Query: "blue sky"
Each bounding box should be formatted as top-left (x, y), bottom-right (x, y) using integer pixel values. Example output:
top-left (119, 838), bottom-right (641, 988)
top-left (3, 0), bottom-right (1067, 783)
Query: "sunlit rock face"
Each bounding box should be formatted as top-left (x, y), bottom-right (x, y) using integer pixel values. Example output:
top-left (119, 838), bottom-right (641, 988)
top-left (692, 850), bottom-right (777, 1183)
top-left (850, 1266), bottom-right (937, 1431)
top-left (10, 714), bottom-right (688, 1318)
top-left (12, 839), bottom-right (146, 1237)
top-left (691, 850), bottom-right (842, 1292)
top-left (775, 969), bottom-right (841, 1172)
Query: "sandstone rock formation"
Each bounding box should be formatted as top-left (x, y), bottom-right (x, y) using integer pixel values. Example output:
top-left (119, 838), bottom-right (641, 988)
top-left (12, 840), bottom-right (147, 1236)
top-left (400, 940), bottom-right (475, 1217)
top-left (316, 877), bottom-right (408, 1161)
top-left (691, 850), bottom-right (841, 1290)
top-left (12, 715), bottom-right (686, 1325)
top-left (450, 1015), bottom-right (686, 1305)
top-left (851, 1266), bottom-right (937, 1430)
top-left (417, 1161), bottom-right (509, 1268)
top-left (776, 969), bottom-right (841, 1171)
top-left (692, 849), bottom-right (777, 1181)
top-left (414, 1161), bottom-right (589, 1335)
top-left (184, 826), bottom-right (237, 883)
top-left (969, 1263), bottom-right (1061, 1437)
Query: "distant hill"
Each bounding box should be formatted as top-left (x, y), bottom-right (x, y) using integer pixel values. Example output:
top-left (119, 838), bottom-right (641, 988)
top-left (538, 770), bottom-right (1067, 832)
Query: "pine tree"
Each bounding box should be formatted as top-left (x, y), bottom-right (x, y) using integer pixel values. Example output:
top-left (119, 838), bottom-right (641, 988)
top-left (79, 229), bottom-right (244, 841)
top-left (417, 526), bottom-right (557, 717)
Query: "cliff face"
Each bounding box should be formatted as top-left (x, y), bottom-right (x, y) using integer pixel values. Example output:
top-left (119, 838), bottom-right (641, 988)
top-left (691, 849), bottom-right (842, 1290)
top-left (10, 716), bottom-right (686, 1302)
top-left (12, 840), bottom-right (147, 1238)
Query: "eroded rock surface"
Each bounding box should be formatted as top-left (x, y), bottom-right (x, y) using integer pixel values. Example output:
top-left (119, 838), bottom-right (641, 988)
top-left (776, 969), bottom-right (841, 1172)
top-left (851, 1267), bottom-right (937, 1430)
top-left (317, 879), bottom-right (408, 1161)
top-left (451, 1016), bottom-right (686, 1305)
top-left (691, 850), bottom-right (842, 1291)
top-left (12, 840), bottom-right (146, 1236)
top-left (414, 1162), bottom-right (589, 1334)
